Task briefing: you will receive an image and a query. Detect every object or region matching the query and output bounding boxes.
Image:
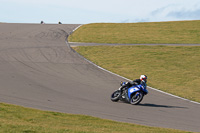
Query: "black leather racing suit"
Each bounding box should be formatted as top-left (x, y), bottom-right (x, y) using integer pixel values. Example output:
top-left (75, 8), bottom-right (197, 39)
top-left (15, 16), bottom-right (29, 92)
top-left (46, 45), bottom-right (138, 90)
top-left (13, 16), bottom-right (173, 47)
top-left (124, 79), bottom-right (142, 88)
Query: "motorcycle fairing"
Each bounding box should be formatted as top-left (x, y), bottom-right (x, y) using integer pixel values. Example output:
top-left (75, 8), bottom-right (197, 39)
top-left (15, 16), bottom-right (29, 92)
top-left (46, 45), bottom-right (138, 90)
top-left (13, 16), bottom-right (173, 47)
top-left (128, 85), bottom-right (141, 99)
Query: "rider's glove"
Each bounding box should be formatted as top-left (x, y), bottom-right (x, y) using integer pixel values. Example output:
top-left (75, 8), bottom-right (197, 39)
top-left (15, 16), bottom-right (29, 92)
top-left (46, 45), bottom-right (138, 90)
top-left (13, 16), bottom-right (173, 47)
top-left (125, 82), bottom-right (131, 86)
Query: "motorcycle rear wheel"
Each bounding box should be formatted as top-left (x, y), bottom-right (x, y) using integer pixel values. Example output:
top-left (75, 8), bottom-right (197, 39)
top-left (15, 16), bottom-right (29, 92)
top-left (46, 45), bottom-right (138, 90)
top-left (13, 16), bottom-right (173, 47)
top-left (111, 90), bottom-right (121, 102)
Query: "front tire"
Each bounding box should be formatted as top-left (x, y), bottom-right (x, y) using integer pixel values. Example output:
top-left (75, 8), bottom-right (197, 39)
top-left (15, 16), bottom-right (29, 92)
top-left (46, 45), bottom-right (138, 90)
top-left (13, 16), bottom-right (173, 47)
top-left (111, 90), bottom-right (121, 102)
top-left (130, 92), bottom-right (144, 105)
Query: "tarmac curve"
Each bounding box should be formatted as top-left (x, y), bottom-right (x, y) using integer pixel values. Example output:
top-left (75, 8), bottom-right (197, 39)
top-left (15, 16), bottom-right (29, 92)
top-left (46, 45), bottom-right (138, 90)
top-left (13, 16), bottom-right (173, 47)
top-left (0, 23), bottom-right (200, 132)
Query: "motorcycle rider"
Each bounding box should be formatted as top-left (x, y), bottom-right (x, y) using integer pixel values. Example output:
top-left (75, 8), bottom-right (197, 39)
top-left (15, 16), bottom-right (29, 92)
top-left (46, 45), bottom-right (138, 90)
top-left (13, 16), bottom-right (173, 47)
top-left (121, 75), bottom-right (147, 90)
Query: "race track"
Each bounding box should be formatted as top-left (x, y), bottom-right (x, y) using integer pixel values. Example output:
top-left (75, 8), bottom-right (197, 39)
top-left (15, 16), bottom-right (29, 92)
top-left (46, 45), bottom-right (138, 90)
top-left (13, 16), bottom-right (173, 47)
top-left (0, 23), bottom-right (200, 132)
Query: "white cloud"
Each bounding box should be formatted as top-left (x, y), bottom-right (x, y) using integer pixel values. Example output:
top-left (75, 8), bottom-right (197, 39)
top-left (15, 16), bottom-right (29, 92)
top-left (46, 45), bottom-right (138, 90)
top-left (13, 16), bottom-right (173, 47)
top-left (149, 2), bottom-right (200, 21)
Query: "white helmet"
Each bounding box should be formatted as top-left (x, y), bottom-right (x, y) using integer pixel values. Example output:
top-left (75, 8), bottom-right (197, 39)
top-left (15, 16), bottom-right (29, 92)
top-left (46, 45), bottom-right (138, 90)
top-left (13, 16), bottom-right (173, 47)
top-left (140, 75), bottom-right (147, 82)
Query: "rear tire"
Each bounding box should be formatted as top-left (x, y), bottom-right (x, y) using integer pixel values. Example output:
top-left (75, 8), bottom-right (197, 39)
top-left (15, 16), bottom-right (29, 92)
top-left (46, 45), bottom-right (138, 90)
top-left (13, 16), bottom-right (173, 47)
top-left (130, 92), bottom-right (143, 105)
top-left (111, 90), bottom-right (121, 102)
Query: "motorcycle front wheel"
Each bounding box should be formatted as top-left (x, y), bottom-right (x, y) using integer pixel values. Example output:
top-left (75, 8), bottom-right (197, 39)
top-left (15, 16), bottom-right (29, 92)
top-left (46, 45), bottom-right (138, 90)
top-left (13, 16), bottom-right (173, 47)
top-left (130, 92), bottom-right (144, 105)
top-left (111, 90), bottom-right (121, 102)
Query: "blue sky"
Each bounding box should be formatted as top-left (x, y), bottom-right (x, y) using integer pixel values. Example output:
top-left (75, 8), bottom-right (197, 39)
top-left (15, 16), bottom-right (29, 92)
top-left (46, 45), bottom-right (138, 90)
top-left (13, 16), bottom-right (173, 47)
top-left (1, 0), bottom-right (200, 24)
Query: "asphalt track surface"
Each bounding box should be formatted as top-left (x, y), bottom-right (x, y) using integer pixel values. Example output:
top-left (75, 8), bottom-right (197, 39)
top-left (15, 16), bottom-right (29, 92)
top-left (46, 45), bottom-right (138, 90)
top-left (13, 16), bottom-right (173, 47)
top-left (0, 23), bottom-right (200, 132)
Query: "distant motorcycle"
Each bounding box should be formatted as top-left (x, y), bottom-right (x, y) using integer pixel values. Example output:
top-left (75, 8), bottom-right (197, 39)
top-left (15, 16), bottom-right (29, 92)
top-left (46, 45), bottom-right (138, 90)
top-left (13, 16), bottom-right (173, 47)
top-left (111, 82), bottom-right (148, 105)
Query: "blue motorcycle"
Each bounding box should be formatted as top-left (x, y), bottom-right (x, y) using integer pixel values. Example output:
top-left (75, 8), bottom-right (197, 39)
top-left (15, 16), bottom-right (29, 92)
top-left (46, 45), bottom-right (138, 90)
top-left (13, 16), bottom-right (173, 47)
top-left (111, 82), bottom-right (148, 105)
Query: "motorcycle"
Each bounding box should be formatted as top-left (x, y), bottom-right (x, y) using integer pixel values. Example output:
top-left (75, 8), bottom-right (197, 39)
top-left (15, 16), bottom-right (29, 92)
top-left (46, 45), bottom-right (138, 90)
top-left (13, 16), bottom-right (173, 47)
top-left (111, 81), bottom-right (148, 105)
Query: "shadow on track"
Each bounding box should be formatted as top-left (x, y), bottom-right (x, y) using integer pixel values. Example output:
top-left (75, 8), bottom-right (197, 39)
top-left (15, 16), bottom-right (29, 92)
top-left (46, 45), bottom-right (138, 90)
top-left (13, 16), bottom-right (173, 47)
top-left (139, 103), bottom-right (188, 109)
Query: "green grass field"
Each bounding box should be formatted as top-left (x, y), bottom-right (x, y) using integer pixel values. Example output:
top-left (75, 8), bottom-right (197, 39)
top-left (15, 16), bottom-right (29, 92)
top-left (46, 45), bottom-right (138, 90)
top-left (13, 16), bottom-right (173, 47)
top-left (69, 20), bottom-right (200, 44)
top-left (73, 45), bottom-right (200, 102)
top-left (69, 20), bottom-right (200, 103)
top-left (0, 103), bottom-right (192, 133)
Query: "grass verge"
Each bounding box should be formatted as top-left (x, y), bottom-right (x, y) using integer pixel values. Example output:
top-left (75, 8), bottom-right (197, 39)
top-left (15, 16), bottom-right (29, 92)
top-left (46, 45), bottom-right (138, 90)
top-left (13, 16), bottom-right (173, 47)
top-left (68, 20), bottom-right (200, 44)
top-left (0, 103), bottom-right (193, 133)
top-left (73, 45), bottom-right (200, 102)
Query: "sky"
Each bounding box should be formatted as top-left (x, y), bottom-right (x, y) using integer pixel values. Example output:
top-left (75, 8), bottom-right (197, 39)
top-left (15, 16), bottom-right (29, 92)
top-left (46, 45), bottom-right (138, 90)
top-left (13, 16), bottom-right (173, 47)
top-left (1, 0), bottom-right (200, 24)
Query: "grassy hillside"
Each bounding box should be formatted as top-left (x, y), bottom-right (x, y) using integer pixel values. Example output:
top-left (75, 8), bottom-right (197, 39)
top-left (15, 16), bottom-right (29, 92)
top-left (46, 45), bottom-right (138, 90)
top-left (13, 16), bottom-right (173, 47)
top-left (69, 20), bottom-right (200, 44)
top-left (69, 20), bottom-right (200, 102)
top-left (73, 45), bottom-right (200, 102)
top-left (0, 103), bottom-right (192, 133)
